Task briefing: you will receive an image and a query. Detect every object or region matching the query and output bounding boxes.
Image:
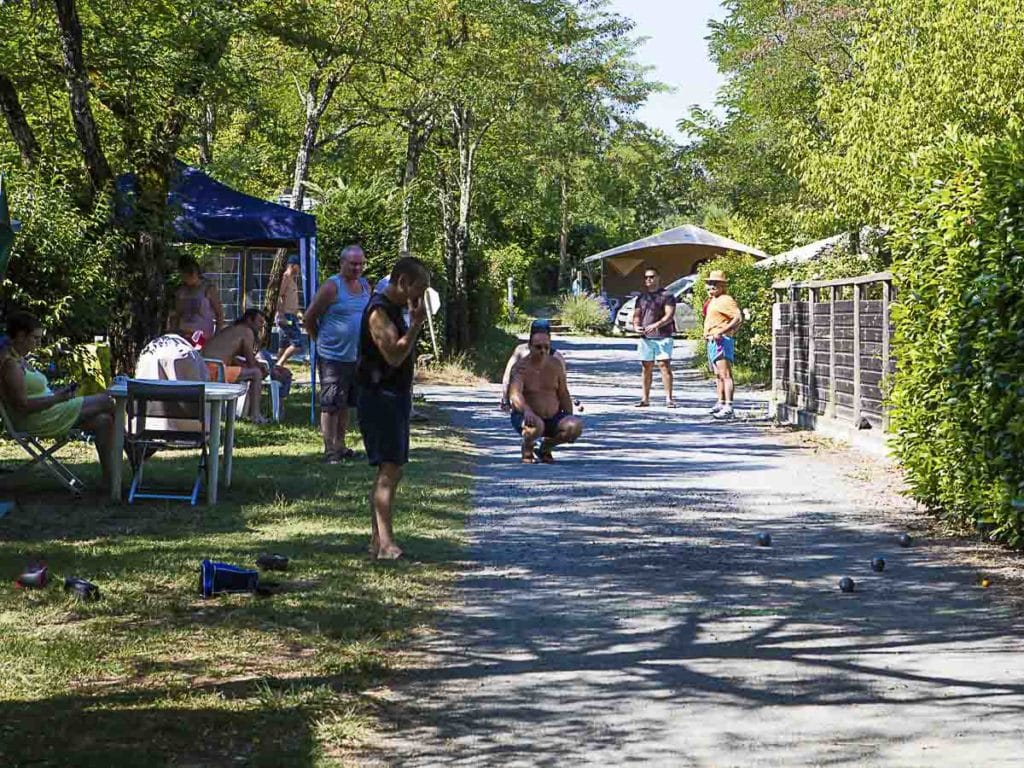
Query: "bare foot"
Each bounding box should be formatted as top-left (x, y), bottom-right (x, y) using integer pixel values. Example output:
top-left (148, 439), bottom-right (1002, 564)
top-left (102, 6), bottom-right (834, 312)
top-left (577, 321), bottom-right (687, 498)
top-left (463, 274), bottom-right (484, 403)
top-left (521, 441), bottom-right (537, 464)
top-left (375, 544), bottom-right (403, 560)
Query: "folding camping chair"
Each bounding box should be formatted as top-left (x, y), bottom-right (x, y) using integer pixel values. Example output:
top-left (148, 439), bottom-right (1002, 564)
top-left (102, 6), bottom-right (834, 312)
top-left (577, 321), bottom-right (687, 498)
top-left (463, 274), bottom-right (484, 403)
top-left (124, 381), bottom-right (208, 506)
top-left (0, 397), bottom-right (86, 494)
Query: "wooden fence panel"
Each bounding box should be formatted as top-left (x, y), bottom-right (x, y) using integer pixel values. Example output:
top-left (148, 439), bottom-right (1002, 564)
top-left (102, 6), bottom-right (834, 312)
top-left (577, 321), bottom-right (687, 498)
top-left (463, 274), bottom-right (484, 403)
top-left (773, 273), bottom-right (894, 434)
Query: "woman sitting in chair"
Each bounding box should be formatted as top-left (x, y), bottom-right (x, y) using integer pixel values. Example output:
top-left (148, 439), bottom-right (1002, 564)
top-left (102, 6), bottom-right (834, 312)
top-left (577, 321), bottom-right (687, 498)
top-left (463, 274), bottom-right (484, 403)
top-left (0, 311), bottom-right (116, 488)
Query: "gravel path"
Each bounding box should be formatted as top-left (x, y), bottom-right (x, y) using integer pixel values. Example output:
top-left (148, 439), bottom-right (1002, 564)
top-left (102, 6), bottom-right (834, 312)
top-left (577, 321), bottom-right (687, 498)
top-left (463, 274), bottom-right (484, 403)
top-left (371, 336), bottom-right (1024, 767)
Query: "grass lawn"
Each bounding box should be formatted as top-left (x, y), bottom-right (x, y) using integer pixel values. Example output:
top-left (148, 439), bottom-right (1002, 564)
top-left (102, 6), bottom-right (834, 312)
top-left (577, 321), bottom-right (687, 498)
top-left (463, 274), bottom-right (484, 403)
top-left (0, 396), bottom-right (472, 767)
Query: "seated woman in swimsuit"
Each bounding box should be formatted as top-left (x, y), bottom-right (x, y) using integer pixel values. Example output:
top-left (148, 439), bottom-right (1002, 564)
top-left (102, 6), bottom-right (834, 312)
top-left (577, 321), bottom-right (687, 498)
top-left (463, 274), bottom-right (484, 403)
top-left (0, 311), bottom-right (116, 488)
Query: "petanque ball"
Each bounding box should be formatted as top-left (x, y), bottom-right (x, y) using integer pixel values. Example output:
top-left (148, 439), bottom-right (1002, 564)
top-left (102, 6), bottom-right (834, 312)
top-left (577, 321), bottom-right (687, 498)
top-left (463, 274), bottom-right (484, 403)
top-left (839, 576), bottom-right (856, 593)
top-left (981, 578), bottom-right (991, 589)
top-left (573, 398), bottom-right (580, 406)
top-left (898, 533), bottom-right (913, 548)
top-left (871, 557), bottom-right (886, 572)
top-left (756, 532), bottom-right (772, 547)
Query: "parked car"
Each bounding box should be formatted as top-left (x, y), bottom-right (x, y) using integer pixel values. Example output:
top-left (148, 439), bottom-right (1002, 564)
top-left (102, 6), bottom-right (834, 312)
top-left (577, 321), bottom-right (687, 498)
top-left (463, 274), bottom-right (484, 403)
top-left (613, 274), bottom-right (698, 335)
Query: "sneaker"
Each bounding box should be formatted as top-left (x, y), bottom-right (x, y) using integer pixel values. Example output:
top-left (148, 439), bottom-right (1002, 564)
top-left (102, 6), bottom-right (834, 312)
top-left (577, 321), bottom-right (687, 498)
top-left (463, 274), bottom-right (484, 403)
top-left (708, 403), bottom-right (725, 415)
top-left (713, 406), bottom-right (735, 420)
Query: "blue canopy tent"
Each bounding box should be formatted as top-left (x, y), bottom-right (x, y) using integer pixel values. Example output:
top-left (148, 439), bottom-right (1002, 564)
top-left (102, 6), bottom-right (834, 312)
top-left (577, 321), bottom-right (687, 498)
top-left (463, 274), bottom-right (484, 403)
top-left (117, 164), bottom-right (320, 424)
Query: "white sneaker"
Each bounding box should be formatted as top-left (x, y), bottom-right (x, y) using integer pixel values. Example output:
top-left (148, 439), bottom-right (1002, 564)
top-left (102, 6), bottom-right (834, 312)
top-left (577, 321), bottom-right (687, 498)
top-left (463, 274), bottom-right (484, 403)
top-left (713, 406), bottom-right (735, 420)
top-left (708, 403), bottom-right (725, 415)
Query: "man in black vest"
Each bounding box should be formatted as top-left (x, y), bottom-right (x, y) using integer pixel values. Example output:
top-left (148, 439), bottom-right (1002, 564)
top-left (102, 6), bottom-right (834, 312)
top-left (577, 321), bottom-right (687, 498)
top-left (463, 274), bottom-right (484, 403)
top-left (357, 255), bottom-right (430, 560)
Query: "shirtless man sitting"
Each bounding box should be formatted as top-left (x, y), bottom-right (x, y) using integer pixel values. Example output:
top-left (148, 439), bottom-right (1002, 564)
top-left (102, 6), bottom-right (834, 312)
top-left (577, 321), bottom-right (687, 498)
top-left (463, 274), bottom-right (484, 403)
top-left (202, 309), bottom-right (267, 423)
top-left (508, 328), bottom-right (584, 464)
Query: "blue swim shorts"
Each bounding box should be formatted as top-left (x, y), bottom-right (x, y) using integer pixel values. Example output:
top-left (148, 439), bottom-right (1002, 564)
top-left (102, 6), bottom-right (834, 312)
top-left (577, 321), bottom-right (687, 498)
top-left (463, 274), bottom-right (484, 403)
top-left (638, 337), bottom-right (674, 361)
top-left (707, 336), bottom-right (736, 367)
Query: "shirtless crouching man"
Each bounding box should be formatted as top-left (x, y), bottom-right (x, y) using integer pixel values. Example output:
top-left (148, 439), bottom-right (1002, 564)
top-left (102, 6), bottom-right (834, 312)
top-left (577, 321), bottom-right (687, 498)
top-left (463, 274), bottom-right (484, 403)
top-left (508, 329), bottom-right (583, 464)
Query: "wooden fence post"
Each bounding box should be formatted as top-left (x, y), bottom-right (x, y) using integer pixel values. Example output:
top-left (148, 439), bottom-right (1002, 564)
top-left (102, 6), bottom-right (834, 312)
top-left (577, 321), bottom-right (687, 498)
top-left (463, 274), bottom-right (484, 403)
top-left (853, 282), bottom-right (862, 425)
top-left (882, 279), bottom-right (891, 431)
top-left (829, 285), bottom-right (837, 419)
top-left (808, 287), bottom-right (817, 412)
top-left (788, 284), bottom-right (797, 407)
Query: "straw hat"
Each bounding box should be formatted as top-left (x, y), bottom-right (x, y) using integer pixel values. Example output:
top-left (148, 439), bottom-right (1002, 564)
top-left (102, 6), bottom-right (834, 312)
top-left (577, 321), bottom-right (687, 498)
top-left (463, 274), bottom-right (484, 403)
top-left (707, 270), bottom-right (728, 284)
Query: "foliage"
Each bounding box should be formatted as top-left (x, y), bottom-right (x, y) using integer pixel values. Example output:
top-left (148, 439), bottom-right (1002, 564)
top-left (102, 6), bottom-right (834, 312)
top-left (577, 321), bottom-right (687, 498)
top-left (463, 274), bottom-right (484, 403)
top-left (0, 171), bottom-right (122, 342)
top-left (887, 132), bottom-right (1024, 546)
top-left (306, 174), bottom-right (401, 282)
top-left (556, 292), bottom-right (609, 334)
top-left (802, 0), bottom-right (1024, 229)
top-left (485, 242), bottom-right (534, 309)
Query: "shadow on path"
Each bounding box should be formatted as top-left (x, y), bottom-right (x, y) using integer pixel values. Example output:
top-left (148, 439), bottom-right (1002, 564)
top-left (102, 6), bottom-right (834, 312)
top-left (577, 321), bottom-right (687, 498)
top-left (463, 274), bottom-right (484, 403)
top-left (373, 337), bottom-right (1024, 767)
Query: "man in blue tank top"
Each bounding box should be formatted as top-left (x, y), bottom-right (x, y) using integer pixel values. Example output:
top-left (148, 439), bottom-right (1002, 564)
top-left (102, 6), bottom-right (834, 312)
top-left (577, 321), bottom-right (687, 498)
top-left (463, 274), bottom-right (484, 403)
top-left (304, 245), bottom-right (370, 463)
top-left (357, 255), bottom-right (430, 560)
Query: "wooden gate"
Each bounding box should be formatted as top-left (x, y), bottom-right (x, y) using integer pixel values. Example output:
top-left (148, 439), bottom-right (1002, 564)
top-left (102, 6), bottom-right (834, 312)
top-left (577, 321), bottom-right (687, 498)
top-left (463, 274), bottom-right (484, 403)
top-left (771, 272), bottom-right (894, 432)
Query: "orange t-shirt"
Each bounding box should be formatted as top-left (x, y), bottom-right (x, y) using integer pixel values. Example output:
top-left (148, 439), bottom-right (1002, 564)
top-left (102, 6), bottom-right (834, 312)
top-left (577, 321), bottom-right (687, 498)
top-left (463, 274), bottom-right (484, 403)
top-left (703, 294), bottom-right (742, 336)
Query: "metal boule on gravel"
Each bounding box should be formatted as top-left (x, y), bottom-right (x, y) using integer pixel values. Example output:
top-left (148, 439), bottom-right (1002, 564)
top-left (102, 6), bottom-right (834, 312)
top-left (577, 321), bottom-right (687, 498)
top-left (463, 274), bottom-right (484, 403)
top-left (898, 533), bottom-right (913, 548)
top-left (756, 532), bottom-right (772, 547)
top-left (871, 557), bottom-right (886, 572)
top-left (839, 576), bottom-right (856, 593)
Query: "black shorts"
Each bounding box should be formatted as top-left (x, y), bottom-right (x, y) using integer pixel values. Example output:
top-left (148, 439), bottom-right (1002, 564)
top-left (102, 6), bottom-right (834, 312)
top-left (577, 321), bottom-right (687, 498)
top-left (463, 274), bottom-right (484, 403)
top-left (357, 388), bottom-right (412, 466)
top-left (510, 410), bottom-right (570, 439)
top-left (318, 359), bottom-right (357, 412)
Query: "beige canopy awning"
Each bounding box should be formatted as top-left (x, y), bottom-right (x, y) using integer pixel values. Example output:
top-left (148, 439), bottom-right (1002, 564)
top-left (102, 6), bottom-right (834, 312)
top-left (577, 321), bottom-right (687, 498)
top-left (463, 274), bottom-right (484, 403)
top-left (583, 224), bottom-right (766, 296)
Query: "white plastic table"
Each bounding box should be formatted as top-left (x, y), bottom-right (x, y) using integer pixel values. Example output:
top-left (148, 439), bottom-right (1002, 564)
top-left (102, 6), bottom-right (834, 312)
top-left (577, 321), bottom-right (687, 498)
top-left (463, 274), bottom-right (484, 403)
top-left (107, 379), bottom-right (247, 504)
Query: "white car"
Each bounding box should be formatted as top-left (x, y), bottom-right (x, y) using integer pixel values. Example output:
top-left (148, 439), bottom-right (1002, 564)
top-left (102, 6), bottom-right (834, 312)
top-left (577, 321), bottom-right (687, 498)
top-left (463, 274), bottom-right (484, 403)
top-left (614, 275), bottom-right (699, 335)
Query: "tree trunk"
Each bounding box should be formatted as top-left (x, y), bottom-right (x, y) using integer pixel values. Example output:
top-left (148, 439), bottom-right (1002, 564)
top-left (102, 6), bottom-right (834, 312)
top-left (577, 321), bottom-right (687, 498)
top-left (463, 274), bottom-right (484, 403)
top-left (439, 105), bottom-right (474, 353)
top-left (53, 0), bottom-right (112, 194)
top-left (399, 116), bottom-right (433, 253)
top-left (557, 172), bottom-right (570, 290)
top-left (0, 72), bottom-right (40, 169)
top-left (198, 102), bottom-right (215, 166)
top-left (261, 72), bottom-right (340, 342)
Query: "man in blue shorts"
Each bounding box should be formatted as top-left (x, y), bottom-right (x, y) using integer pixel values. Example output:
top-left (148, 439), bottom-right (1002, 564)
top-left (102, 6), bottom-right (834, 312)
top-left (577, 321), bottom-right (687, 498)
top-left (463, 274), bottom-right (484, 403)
top-left (508, 328), bottom-right (583, 464)
top-left (632, 266), bottom-right (677, 408)
top-left (704, 270), bottom-right (743, 419)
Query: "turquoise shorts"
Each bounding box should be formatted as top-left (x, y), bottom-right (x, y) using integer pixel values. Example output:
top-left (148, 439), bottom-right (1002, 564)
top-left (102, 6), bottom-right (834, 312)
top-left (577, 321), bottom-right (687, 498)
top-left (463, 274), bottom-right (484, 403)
top-left (707, 337), bottom-right (735, 367)
top-left (638, 337), bottom-right (674, 361)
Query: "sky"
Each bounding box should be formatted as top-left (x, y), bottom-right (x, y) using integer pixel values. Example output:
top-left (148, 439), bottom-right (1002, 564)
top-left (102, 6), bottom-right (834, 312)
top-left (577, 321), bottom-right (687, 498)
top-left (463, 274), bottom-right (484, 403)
top-left (605, 0), bottom-right (727, 142)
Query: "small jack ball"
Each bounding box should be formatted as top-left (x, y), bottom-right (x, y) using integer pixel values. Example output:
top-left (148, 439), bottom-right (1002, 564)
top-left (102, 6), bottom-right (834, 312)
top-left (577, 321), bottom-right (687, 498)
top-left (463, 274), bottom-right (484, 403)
top-left (756, 532), bottom-right (772, 547)
top-left (898, 533), bottom-right (913, 548)
top-left (871, 557), bottom-right (886, 572)
top-left (839, 576), bottom-right (856, 593)
top-left (981, 578), bottom-right (991, 588)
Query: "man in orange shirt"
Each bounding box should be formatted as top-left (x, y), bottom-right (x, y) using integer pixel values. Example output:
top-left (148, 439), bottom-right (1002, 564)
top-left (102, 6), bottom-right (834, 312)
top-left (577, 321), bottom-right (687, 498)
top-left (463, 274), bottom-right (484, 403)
top-left (703, 270), bottom-right (743, 419)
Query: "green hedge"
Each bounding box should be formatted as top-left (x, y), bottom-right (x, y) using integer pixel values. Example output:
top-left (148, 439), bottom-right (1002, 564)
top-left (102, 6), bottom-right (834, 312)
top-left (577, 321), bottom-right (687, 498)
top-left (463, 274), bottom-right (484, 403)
top-left (888, 132), bottom-right (1024, 545)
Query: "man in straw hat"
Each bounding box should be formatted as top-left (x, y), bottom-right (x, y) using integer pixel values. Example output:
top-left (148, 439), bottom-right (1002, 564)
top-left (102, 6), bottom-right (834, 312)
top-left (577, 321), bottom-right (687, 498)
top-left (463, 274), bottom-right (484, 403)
top-left (704, 270), bottom-right (743, 419)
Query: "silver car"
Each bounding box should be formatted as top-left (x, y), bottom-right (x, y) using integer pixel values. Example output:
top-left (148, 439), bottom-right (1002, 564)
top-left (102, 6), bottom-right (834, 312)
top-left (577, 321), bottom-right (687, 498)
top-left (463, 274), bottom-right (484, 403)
top-left (613, 275), bottom-right (698, 335)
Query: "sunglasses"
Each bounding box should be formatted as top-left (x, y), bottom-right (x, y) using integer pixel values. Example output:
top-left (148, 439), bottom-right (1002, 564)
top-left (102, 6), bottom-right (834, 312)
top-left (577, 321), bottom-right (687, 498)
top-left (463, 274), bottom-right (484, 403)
top-left (644, 274), bottom-right (658, 280)
top-left (531, 344), bottom-right (551, 352)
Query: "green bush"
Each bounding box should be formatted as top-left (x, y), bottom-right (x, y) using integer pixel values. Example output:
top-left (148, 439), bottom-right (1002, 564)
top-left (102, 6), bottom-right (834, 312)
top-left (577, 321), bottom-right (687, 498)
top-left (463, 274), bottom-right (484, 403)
top-left (557, 293), bottom-right (609, 334)
top-left (888, 131), bottom-right (1024, 545)
top-left (1, 171), bottom-right (122, 343)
